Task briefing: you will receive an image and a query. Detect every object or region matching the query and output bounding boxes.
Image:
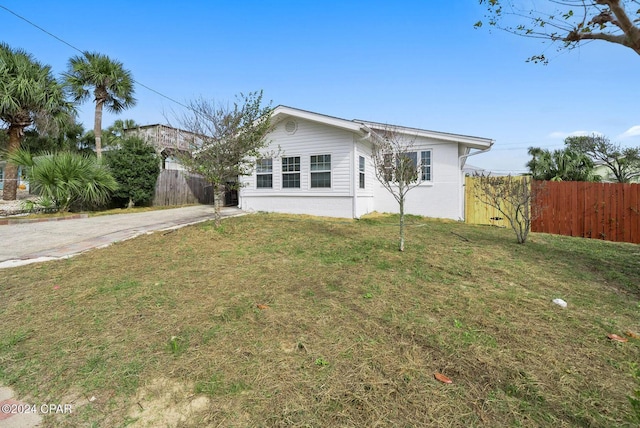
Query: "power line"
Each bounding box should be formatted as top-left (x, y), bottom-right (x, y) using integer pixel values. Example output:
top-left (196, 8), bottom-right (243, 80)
top-left (0, 4), bottom-right (193, 113)
top-left (0, 4), bottom-right (82, 54)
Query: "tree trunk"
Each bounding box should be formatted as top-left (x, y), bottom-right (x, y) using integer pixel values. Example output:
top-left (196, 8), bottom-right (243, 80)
top-left (213, 185), bottom-right (224, 227)
top-left (94, 98), bottom-right (104, 160)
top-left (399, 195), bottom-right (405, 252)
top-left (2, 125), bottom-right (23, 201)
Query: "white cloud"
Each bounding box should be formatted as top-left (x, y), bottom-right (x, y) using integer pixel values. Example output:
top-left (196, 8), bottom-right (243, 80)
top-left (547, 130), bottom-right (603, 140)
top-left (619, 125), bottom-right (640, 139)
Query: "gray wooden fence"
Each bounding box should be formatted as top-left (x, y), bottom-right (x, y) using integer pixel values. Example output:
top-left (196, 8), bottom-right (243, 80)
top-left (153, 169), bottom-right (213, 206)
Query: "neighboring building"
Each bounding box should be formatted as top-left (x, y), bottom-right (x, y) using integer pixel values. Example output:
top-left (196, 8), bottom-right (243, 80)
top-left (123, 124), bottom-right (199, 171)
top-left (239, 106), bottom-right (494, 219)
top-left (593, 159), bottom-right (640, 183)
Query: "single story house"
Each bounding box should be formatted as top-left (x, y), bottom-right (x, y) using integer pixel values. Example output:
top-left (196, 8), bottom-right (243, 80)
top-left (239, 106), bottom-right (494, 219)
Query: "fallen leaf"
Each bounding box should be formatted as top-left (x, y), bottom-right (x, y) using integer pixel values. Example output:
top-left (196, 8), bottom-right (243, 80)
top-left (434, 373), bottom-right (453, 384)
top-left (607, 333), bottom-right (628, 343)
top-left (625, 330), bottom-right (640, 339)
top-left (256, 304), bottom-right (269, 310)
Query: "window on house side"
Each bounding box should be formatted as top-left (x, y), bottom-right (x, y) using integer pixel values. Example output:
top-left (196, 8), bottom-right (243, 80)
top-left (310, 154), bottom-right (331, 188)
top-left (421, 150), bottom-right (432, 182)
top-left (282, 156), bottom-right (300, 188)
top-left (256, 158), bottom-right (273, 188)
top-left (359, 156), bottom-right (365, 189)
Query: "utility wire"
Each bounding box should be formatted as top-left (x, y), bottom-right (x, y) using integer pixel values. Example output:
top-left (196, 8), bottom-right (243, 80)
top-left (0, 4), bottom-right (193, 113)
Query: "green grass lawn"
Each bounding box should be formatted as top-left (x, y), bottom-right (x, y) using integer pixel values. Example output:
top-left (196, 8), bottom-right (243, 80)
top-left (1, 213), bottom-right (639, 427)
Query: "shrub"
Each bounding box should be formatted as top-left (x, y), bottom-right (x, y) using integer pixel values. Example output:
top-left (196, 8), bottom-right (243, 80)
top-left (105, 137), bottom-right (160, 208)
top-left (9, 149), bottom-right (118, 212)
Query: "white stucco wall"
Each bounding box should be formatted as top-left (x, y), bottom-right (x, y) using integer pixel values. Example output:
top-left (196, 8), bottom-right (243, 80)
top-left (371, 139), bottom-right (463, 220)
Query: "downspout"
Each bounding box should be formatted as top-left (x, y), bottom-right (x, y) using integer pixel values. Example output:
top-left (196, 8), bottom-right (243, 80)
top-left (458, 142), bottom-right (494, 221)
top-left (352, 137), bottom-right (358, 218)
top-left (353, 128), bottom-right (375, 218)
top-left (351, 125), bottom-right (371, 218)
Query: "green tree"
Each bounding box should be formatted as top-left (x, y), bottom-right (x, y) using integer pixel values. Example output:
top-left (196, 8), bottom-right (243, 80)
top-left (371, 126), bottom-right (424, 252)
top-left (9, 149), bottom-right (118, 212)
top-left (105, 136), bottom-right (160, 208)
top-left (565, 134), bottom-right (640, 182)
top-left (0, 43), bottom-right (72, 200)
top-left (527, 147), bottom-right (600, 181)
top-left (177, 91), bottom-right (273, 225)
top-left (476, 0), bottom-right (640, 63)
top-left (20, 120), bottom-right (86, 154)
top-left (64, 52), bottom-right (136, 159)
top-left (105, 119), bottom-right (138, 147)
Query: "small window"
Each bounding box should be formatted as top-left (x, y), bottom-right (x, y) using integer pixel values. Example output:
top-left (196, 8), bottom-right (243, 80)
top-left (421, 150), bottom-right (432, 182)
top-left (310, 154), bottom-right (331, 188)
top-left (256, 158), bottom-right (273, 188)
top-left (282, 156), bottom-right (300, 188)
top-left (359, 156), bottom-right (365, 189)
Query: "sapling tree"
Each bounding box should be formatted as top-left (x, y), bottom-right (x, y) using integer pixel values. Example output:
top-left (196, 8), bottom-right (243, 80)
top-left (371, 126), bottom-right (424, 251)
top-left (473, 174), bottom-right (544, 244)
top-left (177, 91), bottom-right (273, 225)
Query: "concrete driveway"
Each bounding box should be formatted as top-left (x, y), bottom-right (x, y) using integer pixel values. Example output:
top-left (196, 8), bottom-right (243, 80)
top-left (0, 205), bottom-right (244, 269)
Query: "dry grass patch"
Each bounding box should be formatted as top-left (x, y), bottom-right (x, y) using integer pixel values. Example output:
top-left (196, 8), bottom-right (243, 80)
top-left (1, 213), bottom-right (639, 427)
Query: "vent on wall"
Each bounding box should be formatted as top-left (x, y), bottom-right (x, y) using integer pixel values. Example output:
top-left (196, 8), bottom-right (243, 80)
top-left (284, 120), bottom-right (297, 134)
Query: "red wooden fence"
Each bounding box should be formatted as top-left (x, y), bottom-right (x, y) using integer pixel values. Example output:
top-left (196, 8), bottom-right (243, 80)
top-left (532, 181), bottom-right (640, 244)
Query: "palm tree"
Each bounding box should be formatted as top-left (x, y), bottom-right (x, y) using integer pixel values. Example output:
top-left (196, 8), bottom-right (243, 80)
top-left (64, 52), bottom-right (136, 159)
top-left (105, 118), bottom-right (138, 147)
top-left (0, 43), bottom-right (72, 200)
top-left (527, 147), bottom-right (600, 182)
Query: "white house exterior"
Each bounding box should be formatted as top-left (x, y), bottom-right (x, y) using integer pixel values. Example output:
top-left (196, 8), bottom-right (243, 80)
top-left (239, 106), bottom-right (494, 220)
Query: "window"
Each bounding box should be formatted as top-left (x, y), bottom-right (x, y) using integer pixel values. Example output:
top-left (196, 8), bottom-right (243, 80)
top-left (310, 154), bottom-right (331, 188)
top-left (383, 151), bottom-right (431, 183)
top-left (421, 150), bottom-right (432, 181)
top-left (282, 156), bottom-right (300, 188)
top-left (395, 151), bottom-right (419, 183)
top-left (359, 156), bottom-right (365, 189)
top-left (256, 158), bottom-right (273, 188)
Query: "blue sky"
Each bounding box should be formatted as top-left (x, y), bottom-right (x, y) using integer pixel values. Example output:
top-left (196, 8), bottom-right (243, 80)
top-left (2, 1), bottom-right (638, 173)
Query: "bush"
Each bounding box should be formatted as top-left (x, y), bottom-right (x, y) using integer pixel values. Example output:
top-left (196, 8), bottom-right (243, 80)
top-left (105, 137), bottom-right (160, 208)
top-left (9, 149), bottom-right (118, 212)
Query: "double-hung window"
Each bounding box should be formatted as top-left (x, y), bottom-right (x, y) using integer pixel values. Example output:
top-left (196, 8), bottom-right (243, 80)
top-left (256, 158), bottom-right (272, 188)
top-left (282, 156), bottom-right (301, 188)
top-left (310, 154), bottom-right (331, 188)
top-left (359, 156), bottom-right (365, 189)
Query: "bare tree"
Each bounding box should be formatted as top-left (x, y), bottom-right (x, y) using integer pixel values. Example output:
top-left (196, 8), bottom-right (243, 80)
top-left (177, 91), bottom-right (273, 226)
top-left (475, 0), bottom-right (640, 63)
top-left (371, 127), bottom-right (424, 251)
top-left (473, 174), bottom-right (544, 244)
top-left (565, 134), bottom-right (640, 182)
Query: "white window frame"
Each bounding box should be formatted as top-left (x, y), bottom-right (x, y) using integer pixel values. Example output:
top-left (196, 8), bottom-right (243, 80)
top-left (256, 158), bottom-right (273, 189)
top-left (310, 154), bottom-right (331, 189)
top-left (359, 156), bottom-right (365, 189)
top-left (282, 156), bottom-right (301, 189)
top-left (420, 150), bottom-right (432, 182)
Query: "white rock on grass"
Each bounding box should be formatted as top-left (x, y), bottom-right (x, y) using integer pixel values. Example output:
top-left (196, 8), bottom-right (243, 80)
top-left (552, 298), bottom-right (567, 308)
